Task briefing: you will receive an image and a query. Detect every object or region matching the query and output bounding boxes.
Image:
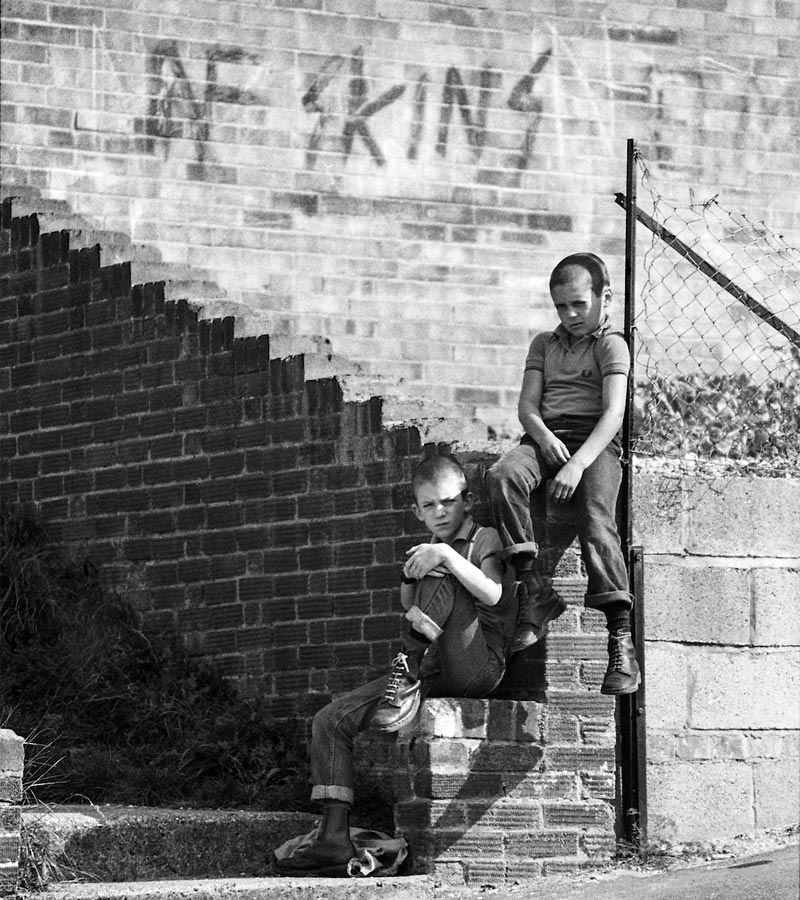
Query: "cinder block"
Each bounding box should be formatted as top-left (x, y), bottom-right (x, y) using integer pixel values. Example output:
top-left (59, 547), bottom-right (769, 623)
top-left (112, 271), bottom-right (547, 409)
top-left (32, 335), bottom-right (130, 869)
top-left (753, 758), bottom-right (800, 828)
top-left (0, 731), bottom-right (23, 775)
top-left (685, 477), bottom-right (800, 558)
top-left (644, 560), bottom-right (751, 644)
top-left (753, 568), bottom-right (800, 646)
top-left (641, 643), bottom-right (689, 730)
top-left (688, 647), bottom-right (800, 730)
top-left (647, 760), bottom-right (754, 842)
top-left (632, 470), bottom-right (684, 553)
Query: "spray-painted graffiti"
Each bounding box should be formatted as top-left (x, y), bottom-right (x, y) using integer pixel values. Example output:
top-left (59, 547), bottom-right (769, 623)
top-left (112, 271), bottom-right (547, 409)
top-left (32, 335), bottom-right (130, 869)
top-left (302, 48), bottom-right (406, 168)
top-left (73, 23), bottom-right (798, 188)
top-left (136, 41), bottom-right (260, 162)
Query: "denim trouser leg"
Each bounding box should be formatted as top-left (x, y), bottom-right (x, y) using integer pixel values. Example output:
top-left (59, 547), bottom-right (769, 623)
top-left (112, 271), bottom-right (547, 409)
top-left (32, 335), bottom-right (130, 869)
top-left (572, 445), bottom-right (632, 609)
top-left (486, 438), bottom-right (631, 611)
top-left (310, 574), bottom-right (505, 803)
top-left (485, 442), bottom-right (542, 558)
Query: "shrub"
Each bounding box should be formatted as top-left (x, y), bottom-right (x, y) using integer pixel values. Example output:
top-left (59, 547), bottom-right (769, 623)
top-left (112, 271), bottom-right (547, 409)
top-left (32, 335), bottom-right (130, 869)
top-left (1, 506), bottom-right (312, 813)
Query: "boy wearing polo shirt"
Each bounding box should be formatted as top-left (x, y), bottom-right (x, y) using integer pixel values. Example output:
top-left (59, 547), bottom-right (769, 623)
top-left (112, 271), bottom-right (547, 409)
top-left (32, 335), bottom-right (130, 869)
top-left (486, 252), bottom-right (640, 696)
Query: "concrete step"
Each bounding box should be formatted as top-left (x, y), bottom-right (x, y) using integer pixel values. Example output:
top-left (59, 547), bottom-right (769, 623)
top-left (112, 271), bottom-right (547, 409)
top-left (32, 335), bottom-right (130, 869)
top-left (21, 806), bottom-right (318, 883)
top-left (37, 874), bottom-right (433, 900)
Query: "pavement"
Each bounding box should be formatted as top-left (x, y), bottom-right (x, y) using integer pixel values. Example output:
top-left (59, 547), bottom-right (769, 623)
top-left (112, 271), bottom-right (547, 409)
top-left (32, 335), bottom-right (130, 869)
top-left (436, 843), bottom-right (800, 900)
top-left (25, 835), bottom-right (799, 900)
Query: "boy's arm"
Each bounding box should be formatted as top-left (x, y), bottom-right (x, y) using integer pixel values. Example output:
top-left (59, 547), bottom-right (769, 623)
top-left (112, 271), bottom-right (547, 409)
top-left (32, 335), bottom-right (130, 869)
top-left (518, 368), bottom-right (570, 466)
top-left (550, 372), bottom-right (627, 502)
top-left (404, 544), bottom-right (503, 606)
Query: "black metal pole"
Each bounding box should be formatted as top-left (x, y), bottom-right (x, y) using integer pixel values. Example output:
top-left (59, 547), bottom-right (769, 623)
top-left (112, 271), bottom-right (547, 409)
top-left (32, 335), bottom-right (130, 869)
top-left (619, 138), bottom-right (645, 849)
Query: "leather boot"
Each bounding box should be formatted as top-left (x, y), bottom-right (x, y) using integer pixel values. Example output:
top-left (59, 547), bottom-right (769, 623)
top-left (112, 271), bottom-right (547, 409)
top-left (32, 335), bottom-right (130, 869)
top-left (511, 568), bottom-right (567, 653)
top-left (271, 800), bottom-right (356, 877)
top-left (600, 630), bottom-right (641, 695)
top-left (371, 650), bottom-right (423, 732)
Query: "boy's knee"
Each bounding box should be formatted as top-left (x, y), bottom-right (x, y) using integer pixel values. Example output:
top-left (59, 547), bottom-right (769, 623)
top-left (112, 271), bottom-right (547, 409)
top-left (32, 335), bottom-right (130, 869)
top-left (486, 455), bottom-right (520, 487)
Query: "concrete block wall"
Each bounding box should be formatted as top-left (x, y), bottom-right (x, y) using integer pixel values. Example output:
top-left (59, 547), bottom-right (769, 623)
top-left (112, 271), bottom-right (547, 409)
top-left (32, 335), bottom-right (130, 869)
top-left (2, 1), bottom-right (799, 434)
top-left (0, 730), bottom-right (24, 897)
top-left (633, 465), bottom-right (800, 843)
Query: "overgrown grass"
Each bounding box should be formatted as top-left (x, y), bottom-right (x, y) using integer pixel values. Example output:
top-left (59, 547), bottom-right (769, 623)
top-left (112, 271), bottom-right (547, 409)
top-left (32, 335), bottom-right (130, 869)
top-left (1, 506), bottom-right (313, 814)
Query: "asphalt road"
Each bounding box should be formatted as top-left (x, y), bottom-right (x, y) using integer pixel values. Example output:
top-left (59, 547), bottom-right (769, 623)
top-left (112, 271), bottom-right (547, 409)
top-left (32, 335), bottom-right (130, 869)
top-left (437, 844), bottom-right (800, 900)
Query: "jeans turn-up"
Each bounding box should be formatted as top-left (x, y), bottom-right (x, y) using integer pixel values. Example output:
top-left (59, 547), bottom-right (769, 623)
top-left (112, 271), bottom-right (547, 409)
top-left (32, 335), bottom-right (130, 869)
top-left (310, 571), bottom-right (505, 804)
top-left (485, 435), bottom-right (632, 610)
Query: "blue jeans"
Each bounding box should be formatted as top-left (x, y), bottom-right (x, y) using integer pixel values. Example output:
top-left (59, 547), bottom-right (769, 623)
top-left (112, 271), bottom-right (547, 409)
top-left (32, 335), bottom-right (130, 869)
top-left (310, 572), bottom-right (505, 804)
top-left (485, 435), bottom-right (632, 611)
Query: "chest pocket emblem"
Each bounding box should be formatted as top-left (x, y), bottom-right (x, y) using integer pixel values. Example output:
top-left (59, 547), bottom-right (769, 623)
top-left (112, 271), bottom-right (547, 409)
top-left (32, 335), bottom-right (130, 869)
top-left (581, 369), bottom-right (593, 378)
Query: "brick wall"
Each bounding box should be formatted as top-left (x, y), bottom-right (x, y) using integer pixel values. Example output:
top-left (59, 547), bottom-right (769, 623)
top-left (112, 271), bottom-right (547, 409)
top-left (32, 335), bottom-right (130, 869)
top-left (0, 199), bottom-right (432, 726)
top-left (2, 1), bottom-right (798, 434)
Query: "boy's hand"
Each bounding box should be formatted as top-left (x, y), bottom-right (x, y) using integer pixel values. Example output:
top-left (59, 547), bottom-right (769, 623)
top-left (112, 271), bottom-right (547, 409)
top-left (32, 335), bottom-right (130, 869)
top-left (551, 458), bottom-right (585, 503)
top-left (404, 543), bottom-right (451, 580)
top-left (538, 431), bottom-right (571, 467)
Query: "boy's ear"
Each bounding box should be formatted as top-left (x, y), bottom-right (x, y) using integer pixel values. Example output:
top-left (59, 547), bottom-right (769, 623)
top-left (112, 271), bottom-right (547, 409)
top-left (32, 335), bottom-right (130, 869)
top-left (463, 491), bottom-right (475, 511)
top-left (602, 286), bottom-right (613, 306)
top-left (411, 502), bottom-right (424, 522)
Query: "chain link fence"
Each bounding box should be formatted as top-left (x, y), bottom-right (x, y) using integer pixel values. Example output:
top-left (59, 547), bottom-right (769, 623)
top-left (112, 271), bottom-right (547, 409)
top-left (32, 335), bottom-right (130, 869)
top-left (628, 149), bottom-right (800, 477)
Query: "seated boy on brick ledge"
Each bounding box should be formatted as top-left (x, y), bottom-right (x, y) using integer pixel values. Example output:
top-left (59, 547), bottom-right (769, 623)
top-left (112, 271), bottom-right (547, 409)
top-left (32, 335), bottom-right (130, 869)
top-left (272, 454), bottom-right (518, 877)
top-left (486, 252), bottom-right (641, 696)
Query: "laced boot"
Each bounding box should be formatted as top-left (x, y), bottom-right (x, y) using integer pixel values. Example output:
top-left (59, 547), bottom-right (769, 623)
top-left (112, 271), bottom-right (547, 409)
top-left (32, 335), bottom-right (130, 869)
top-left (511, 569), bottom-right (568, 653)
top-left (371, 651), bottom-right (423, 732)
top-left (271, 800), bottom-right (356, 877)
top-left (600, 630), bottom-right (641, 695)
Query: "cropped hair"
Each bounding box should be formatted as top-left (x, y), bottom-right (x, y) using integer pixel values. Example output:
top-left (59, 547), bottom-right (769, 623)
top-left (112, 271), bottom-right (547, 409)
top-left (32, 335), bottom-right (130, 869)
top-left (549, 252), bottom-right (610, 297)
top-left (411, 454), bottom-right (468, 499)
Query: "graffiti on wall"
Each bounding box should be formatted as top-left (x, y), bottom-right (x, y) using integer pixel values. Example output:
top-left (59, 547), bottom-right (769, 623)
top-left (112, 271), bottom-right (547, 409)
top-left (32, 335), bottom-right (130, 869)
top-left (71, 22), bottom-right (798, 188)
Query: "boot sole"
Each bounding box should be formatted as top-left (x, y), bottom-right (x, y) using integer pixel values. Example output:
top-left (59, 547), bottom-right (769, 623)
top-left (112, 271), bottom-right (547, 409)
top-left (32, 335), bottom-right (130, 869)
top-left (270, 850), bottom-right (352, 878)
top-left (372, 691), bottom-right (421, 733)
top-left (600, 672), bottom-right (642, 696)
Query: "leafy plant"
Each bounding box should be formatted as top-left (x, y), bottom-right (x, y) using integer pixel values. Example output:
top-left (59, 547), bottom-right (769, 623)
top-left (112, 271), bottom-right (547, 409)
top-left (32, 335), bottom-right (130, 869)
top-left (632, 356), bottom-right (800, 468)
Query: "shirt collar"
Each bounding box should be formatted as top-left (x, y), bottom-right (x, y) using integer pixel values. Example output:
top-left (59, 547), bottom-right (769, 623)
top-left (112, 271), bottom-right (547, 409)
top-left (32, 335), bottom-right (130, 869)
top-left (551, 314), bottom-right (611, 347)
top-left (431, 515), bottom-right (475, 546)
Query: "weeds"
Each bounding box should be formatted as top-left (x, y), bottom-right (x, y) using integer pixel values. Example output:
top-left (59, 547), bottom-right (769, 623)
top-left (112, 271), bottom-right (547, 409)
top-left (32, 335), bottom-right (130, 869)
top-left (1, 505), bottom-right (312, 813)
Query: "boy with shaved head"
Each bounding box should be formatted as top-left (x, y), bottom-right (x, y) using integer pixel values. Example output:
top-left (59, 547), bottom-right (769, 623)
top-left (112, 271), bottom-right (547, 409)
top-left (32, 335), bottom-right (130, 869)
top-left (486, 253), bottom-right (641, 697)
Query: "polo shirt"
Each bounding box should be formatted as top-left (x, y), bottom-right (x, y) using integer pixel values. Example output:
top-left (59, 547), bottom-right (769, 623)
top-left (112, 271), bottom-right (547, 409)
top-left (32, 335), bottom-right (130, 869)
top-left (524, 321), bottom-right (629, 427)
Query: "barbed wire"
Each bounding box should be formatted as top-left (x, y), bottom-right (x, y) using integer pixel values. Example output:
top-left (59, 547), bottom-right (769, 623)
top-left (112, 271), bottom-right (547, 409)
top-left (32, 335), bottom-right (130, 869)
top-left (631, 150), bottom-right (800, 476)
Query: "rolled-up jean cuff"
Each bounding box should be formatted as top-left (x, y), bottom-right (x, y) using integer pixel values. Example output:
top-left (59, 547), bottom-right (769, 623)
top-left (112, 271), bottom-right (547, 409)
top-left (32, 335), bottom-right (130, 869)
top-left (585, 589), bottom-right (633, 609)
top-left (499, 542), bottom-right (539, 561)
top-left (405, 605), bottom-right (443, 641)
top-left (311, 784), bottom-right (354, 805)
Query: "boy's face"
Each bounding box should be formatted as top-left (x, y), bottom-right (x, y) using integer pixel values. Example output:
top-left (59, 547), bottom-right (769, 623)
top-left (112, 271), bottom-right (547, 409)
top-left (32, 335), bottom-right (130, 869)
top-left (412, 471), bottom-right (473, 542)
top-left (550, 266), bottom-right (611, 338)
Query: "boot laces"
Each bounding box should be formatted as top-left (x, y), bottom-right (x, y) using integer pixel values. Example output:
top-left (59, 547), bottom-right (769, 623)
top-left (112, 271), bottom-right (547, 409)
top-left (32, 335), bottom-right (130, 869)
top-left (382, 652), bottom-right (411, 701)
top-left (608, 634), bottom-right (630, 673)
